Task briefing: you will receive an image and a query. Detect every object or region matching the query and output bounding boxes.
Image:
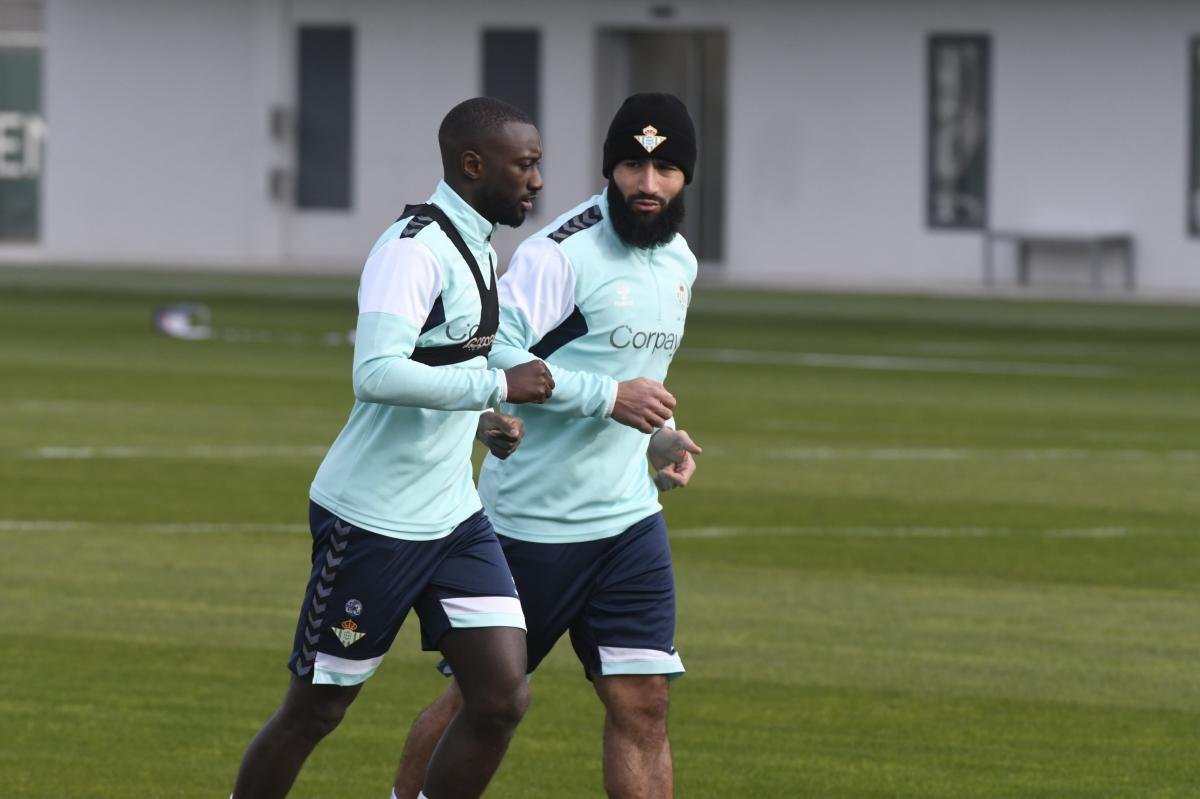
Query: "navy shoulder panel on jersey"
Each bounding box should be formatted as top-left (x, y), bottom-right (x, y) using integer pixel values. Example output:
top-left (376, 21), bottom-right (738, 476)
top-left (530, 306), bottom-right (589, 359)
top-left (399, 211), bottom-right (436, 239)
top-left (547, 205), bottom-right (603, 244)
top-left (392, 210), bottom-right (443, 336)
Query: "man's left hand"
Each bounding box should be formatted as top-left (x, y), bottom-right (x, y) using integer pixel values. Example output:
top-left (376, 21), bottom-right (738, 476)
top-left (648, 428), bottom-right (702, 491)
top-left (477, 410), bottom-right (524, 459)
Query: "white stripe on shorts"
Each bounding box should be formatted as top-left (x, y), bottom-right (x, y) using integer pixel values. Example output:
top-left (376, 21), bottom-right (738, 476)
top-left (313, 652), bottom-right (385, 686)
top-left (439, 595), bottom-right (523, 617)
top-left (439, 595), bottom-right (525, 630)
top-left (597, 645), bottom-right (685, 677)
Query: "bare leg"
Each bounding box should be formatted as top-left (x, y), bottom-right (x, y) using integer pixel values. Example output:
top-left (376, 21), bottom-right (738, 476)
top-left (393, 679), bottom-right (464, 799)
top-left (421, 627), bottom-right (529, 799)
top-left (594, 675), bottom-right (672, 799)
top-left (232, 675), bottom-right (362, 799)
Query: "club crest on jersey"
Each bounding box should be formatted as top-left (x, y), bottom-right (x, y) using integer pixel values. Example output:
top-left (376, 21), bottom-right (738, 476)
top-left (635, 125), bottom-right (666, 154)
top-left (332, 619), bottom-right (365, 648)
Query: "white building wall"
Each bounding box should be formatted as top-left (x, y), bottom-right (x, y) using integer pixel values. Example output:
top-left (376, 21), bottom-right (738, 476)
top-left (43, 0), bottom-right (273, 266)
top-left (29, 0), bottom-right (1200, 295)
top-left (990, 3), bottom-right (1198, 294)
top-left (724, 0), bottom-right (1200, 294)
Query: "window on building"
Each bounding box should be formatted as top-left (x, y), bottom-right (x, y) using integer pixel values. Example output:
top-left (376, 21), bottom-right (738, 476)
top-left (1189, 37), bottom-right (1200, 236)
top-left (482, 29), bottom-right (540, 125)
top-left (0, 21), bottom-right (45, 241)
top-left (296, 26), bottom-right (354, 210)
top-left (927, 34), bottom-right (990, 230)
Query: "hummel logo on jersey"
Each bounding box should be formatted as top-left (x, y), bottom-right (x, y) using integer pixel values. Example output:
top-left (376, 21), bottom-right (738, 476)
top-left (635, 125), bottom-right (667, 154)
top-left (615, 285), bottom-right (634, 307)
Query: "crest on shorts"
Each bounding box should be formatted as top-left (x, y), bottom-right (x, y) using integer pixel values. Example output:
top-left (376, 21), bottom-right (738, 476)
top-left (332, 619), bottom-right (365, 648)
top-left (635, 125), bottom-right (666, 154)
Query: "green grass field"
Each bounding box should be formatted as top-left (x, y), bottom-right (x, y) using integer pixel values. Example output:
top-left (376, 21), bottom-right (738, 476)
top-left (2, 267), bottom-right (1199, 798)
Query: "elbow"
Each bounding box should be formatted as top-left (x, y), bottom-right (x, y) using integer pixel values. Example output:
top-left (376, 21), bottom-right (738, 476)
top-left (351, 362), bottom-right (385, 403)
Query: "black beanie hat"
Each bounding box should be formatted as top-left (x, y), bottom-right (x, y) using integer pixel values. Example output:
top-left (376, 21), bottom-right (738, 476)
top-left (602, 93), bottom-right (697, 184)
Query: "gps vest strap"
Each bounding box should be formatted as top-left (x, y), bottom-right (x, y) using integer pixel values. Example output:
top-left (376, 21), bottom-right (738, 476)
top-left (397, 203), bottom-right (499, 366)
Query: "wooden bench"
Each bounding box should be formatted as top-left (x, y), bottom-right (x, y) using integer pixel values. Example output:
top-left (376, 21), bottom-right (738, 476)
top-left (983, 230), bottom-right (1136, 290)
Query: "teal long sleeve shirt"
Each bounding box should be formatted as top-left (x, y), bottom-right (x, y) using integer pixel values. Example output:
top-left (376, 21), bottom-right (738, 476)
top-left (311, 182), bottom-right (507, 540)
top-left (479, 191), bottom-right (697, 542)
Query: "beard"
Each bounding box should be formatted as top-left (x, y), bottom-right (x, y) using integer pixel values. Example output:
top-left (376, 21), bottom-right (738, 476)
top-left (477, 183), bottom-right (528, 228)
top-left (606, 180), bottom-right (685, 249)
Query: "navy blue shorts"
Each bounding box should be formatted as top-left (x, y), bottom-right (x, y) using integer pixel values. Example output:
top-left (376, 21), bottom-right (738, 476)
top-left (288, 502), bottom-right (524, 686)
top-left (441, 512), bottom-right (683, 680)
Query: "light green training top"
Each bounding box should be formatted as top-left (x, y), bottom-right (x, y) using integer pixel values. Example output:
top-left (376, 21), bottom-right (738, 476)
top-left (310, 181), bottom-right (507, 540)
top-left (479, 191), bottom-right (696, 543)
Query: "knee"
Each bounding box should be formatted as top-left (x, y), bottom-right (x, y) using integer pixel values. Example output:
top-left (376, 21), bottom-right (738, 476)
top-left (506, 679), bottom-right (532, 725)
top-left (490, 677), bottom-right (531, 728)
top-left (284, 697), bottom-right (352, 743)
top-left (605, 678), bottom-right (669, 734)
top-left (464, 676), bottom-right (530, 733)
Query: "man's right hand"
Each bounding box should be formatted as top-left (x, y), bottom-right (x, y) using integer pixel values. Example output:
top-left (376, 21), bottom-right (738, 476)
top-left (611, 377), bottom-right (676, 433)
top-left (504, 359), bottom-right (555, 404)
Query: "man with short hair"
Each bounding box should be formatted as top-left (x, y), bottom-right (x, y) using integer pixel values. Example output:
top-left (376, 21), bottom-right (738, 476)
top-left (231, 97), bottom-right (554, 799)
top-left (393, 93), bottom-right (703, 799)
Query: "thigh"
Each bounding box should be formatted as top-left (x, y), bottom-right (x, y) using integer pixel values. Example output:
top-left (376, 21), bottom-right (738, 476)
top-left (287, 502), bottom-right (442, 686)
top-left (569, 513), bottom-right (685, 679)
top-left (279, 671), bottom-right (364, 719)
top-left (439, 625), bottom-right (528, 700)
top-left (412, 511), bottom-right (526, 652)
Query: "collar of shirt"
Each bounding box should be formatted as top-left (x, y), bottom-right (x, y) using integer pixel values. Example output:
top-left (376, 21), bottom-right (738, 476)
top-left (430, 180), bottom-right (496, 248)
top-left (596, 185), bottom-right (612, 228)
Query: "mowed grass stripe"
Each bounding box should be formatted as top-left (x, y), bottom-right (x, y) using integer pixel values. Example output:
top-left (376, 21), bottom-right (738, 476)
top-left (679, 347), bottom-right (1123, 377)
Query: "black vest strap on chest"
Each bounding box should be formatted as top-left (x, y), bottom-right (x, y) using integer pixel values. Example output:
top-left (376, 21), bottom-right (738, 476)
top-left (397, 203), bottom-right (499, 366)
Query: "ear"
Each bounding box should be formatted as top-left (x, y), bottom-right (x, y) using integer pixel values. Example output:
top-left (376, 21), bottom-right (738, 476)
top-left (461, 149), bottom-right (484, 181)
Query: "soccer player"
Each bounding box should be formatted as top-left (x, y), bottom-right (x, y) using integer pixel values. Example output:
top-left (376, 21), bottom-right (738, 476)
top-left (392, 93), bottom-right (703, 799)
top-left (231, 98), bottom-right (554, 799)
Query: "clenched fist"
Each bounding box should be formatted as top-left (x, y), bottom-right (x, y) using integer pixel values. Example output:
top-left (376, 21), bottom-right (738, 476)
top-left (504, 359), bottom-right (555, 404)
top-left (611, 377), bottom-right (676, 433)
top-left (477, 410), bottom-right (524, 459)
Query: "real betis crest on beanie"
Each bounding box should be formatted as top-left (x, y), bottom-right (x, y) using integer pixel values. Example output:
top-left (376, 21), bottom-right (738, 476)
top-left (602, 93), bottom-right (697, 184)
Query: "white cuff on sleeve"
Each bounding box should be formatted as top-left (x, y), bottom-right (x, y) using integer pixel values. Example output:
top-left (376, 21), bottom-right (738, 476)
top-left (652, 416), bottom-right (677, 436)
top-left (494, 368), bottom-right (508, 403)
top-left (602, 380), bottom-right (619, 418)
